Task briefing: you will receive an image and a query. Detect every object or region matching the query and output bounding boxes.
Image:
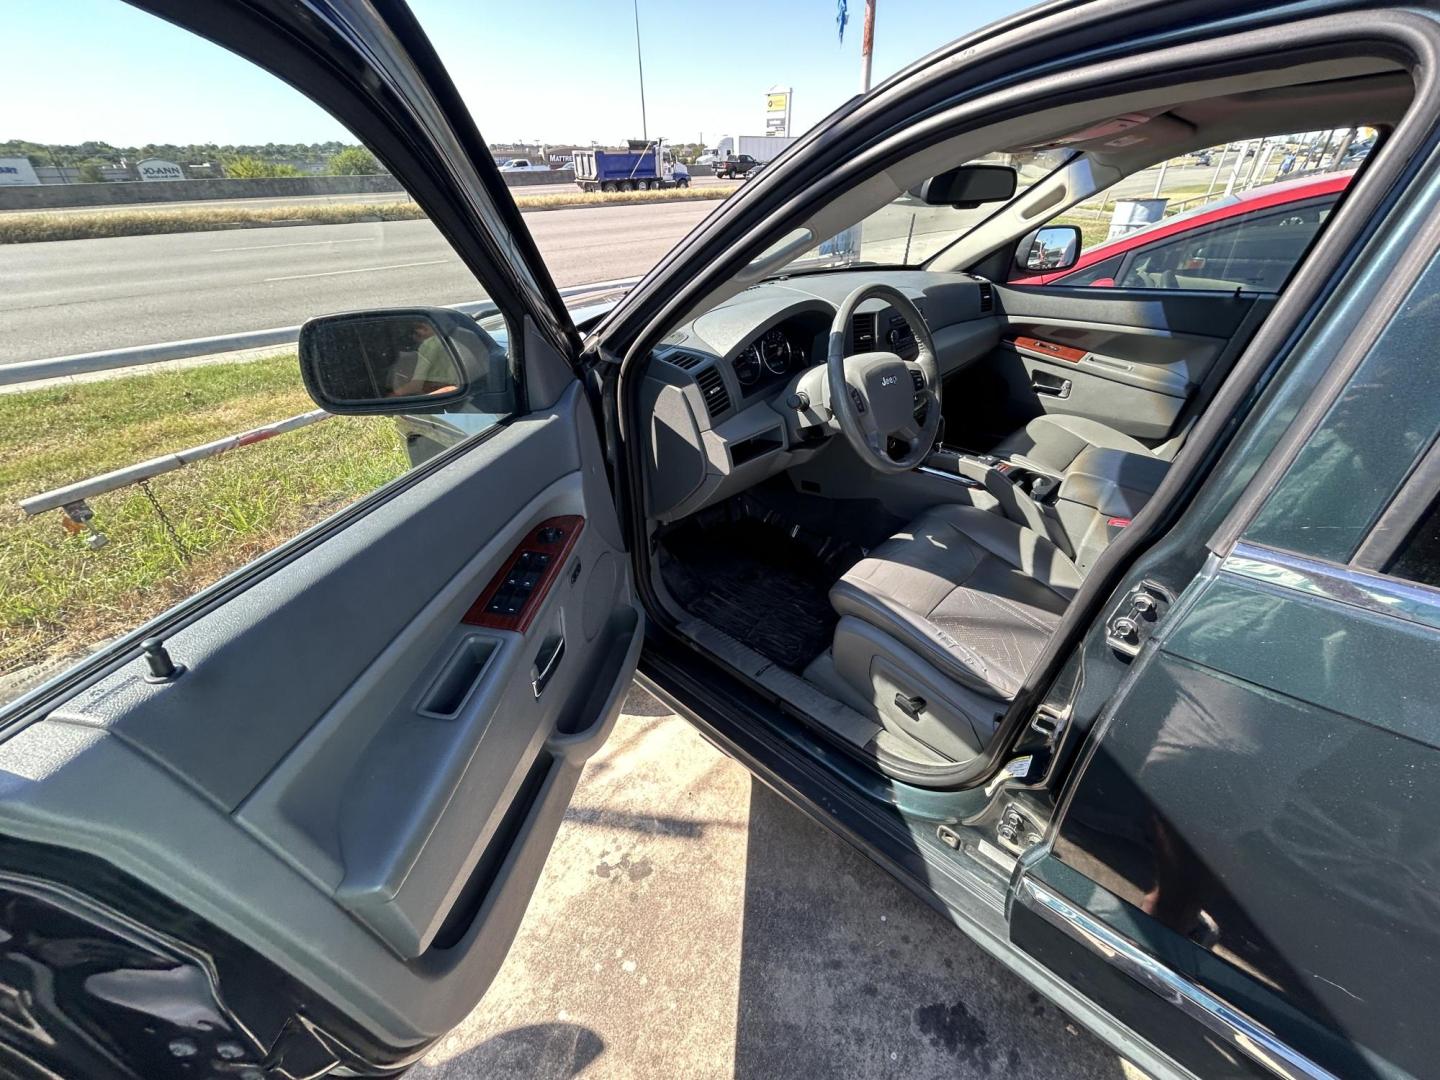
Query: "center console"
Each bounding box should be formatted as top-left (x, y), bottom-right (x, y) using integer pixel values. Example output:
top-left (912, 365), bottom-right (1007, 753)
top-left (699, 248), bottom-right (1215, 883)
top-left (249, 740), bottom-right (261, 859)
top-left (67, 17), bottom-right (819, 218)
top-left (921, 447), bottom-right (1062, 500)
top-left (920, 442), bottom-right (1170, 572)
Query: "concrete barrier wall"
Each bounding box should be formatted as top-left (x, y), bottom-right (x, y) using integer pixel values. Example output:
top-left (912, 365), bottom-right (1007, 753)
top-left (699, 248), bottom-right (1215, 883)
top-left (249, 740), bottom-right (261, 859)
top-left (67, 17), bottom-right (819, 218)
top-left (0, 173), bottom-right (406, 211)
top-left (0, 163), bottom-right (720, 211)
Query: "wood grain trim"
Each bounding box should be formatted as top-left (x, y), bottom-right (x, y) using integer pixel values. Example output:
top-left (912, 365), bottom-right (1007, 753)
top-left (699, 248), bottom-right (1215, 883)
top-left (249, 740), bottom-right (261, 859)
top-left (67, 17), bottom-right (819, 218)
top-left (462, 515), bottom-right (585, 632)
top-left (1010, 336), bottom-right (1086, 363)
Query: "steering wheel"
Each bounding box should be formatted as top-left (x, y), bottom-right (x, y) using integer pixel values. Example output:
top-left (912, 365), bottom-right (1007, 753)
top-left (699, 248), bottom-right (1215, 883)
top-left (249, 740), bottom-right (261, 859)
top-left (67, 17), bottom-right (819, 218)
top-left (827, 284), bottom-right (942, 474)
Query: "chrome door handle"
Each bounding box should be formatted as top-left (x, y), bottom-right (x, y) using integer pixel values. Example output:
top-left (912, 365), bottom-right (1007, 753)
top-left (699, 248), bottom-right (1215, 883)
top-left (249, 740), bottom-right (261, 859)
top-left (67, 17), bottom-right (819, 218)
top-left (532, 634), bottom-right (565, 698)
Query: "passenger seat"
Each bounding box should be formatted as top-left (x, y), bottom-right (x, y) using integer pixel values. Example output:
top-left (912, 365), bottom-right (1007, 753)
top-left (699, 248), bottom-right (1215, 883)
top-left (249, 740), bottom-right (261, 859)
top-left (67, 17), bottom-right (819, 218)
top-left (991, 414), bottom-right (1173, 475)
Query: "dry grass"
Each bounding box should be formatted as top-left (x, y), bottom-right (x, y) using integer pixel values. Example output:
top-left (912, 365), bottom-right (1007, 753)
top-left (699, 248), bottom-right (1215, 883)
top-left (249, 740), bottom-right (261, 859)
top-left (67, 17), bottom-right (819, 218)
top-left (0, 184), bottom-right (732, 244)
top-left (0, 354), bottom-right (409, 678)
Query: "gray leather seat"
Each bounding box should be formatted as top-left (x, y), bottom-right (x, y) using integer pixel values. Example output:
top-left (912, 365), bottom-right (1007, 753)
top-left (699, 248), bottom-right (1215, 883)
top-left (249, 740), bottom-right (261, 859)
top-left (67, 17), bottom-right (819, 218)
top-left (992, 414), bottom-right (1164, 475)
top-left (830, 503), bottom-right (1083, 703)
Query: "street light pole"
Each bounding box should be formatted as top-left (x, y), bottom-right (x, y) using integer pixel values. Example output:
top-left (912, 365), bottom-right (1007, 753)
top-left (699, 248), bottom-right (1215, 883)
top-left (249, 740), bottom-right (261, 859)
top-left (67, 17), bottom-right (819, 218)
top-left (633, 0), bottom-right (649, 141)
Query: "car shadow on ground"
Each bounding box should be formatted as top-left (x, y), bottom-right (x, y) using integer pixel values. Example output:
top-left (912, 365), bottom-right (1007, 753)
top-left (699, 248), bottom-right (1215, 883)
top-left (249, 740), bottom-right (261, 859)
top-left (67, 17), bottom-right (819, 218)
top-left (409, 688), bottom-right (1134, 1080)
top-left (730, 779), bottom-right (1132, 1080)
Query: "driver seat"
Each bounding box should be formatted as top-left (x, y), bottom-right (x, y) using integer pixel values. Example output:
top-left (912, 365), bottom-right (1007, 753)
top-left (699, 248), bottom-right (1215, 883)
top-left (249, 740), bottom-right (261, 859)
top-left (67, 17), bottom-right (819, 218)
top-left (826, 503), bottom-right (1082, 763)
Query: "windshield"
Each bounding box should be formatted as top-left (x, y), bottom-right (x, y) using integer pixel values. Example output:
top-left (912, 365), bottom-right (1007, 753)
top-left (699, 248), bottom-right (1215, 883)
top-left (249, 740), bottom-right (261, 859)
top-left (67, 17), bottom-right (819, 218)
top-left (774, 150), bottom-right (1073, 275)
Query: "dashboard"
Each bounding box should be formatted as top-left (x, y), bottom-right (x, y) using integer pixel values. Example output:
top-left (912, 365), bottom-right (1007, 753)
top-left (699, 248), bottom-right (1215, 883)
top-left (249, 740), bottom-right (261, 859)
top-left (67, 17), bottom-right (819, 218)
top-left (638, 269), bottom-right (1003, 522)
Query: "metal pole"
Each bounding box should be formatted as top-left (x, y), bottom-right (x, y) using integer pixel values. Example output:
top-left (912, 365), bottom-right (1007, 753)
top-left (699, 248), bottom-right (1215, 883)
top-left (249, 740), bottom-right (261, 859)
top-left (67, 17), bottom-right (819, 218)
top-left (1332, 127), bottom-right (1356, 171)
top-left (633, 0), bottom-right (648, 141)
top-left (1150, 158), bottom-right (1169, 199)
top-left (859, 0), bottom-right (877, 92)
top-left (1223, 140), bottom-right (1253, 197)
top-left (1203, 145), bottom-right (1228, 200)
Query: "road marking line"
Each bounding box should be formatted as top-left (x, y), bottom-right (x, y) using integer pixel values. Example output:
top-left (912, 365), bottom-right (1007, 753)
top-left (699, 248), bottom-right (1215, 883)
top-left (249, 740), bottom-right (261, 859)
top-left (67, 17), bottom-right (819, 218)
top-left (213, 238), bottom-right (372, 252)
top-left (263, 259), bottom-right (449, 282)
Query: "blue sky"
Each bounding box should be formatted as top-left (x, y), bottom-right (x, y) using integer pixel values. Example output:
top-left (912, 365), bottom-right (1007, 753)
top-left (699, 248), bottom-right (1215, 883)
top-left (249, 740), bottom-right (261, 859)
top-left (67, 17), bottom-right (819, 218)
top-left (8, 0), bottom-right (1024, 147)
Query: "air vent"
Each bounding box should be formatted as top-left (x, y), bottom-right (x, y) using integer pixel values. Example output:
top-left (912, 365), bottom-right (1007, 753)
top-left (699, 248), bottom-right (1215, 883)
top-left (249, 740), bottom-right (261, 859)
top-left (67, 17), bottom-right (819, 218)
top-left (851, 312), bottom-right (878, 351)
top-left (695, 366), bottom-right (732, 418)
top-left (977, 280), bottom-right (995, 313)
top-left (665, 350), bottom-right (705, 370)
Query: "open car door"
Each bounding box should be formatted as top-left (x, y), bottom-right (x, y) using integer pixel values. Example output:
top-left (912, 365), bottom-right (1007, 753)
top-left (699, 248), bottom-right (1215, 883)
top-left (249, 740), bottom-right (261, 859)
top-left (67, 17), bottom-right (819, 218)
top-left (0, 2), bottom-right (641, 1075)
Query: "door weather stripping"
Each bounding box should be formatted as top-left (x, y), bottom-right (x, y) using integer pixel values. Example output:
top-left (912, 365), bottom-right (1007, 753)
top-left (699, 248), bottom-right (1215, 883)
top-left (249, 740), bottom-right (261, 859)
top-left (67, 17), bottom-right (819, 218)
top-left (1016, 878), bottom-right (1340, 1080)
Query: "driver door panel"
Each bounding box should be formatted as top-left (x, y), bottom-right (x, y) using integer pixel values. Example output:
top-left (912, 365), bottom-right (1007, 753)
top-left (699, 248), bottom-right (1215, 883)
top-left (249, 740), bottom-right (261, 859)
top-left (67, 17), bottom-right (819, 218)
top-left (1, 385), bottom-right (639, 1049)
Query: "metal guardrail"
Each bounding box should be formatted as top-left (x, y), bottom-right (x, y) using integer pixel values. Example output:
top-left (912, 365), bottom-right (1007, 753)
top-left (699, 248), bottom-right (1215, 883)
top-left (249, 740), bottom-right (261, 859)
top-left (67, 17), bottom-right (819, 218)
top-left (0, 276), bottom-right (639, 389)
top-left (18, 410), bottom-right (333, 519)
top-left (13, 276), bottom-right (639, 526)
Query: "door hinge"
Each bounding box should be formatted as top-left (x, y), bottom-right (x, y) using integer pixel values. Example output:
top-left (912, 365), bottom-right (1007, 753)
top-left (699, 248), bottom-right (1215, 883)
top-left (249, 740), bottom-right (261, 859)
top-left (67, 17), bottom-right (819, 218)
top-left (997, 803), bottom-right (1042, 853)
top-left (1105, 580), bottom-right (1172, 658)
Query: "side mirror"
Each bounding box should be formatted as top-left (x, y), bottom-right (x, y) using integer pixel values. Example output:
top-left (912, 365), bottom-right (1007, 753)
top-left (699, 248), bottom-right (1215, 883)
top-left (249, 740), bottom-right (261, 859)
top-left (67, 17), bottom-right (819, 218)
top-left (915, 164), bottom-right (1017, 208)
top-left (298, 307), bottom-right (513, 416)
top-left (1017, 225), bottom-right (1082, 274)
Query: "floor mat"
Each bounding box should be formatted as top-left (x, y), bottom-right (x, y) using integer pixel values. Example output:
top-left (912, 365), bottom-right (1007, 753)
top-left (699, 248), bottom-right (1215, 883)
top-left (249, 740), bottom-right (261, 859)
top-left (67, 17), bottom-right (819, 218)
top-left (660, 517), bottom-right (852, 672)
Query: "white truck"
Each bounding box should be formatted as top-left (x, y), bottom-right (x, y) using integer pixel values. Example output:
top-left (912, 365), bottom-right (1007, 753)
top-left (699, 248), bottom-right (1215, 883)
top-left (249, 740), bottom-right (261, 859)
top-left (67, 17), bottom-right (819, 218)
top-left (496, 158), bottom-right (552, 173)
top-left (702, 135), bottom-right (798, 165)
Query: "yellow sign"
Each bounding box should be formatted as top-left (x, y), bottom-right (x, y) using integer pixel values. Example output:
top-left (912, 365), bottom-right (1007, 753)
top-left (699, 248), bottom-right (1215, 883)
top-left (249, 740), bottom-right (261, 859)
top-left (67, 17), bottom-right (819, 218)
top-left (767, 93), bottom-right (789, 111)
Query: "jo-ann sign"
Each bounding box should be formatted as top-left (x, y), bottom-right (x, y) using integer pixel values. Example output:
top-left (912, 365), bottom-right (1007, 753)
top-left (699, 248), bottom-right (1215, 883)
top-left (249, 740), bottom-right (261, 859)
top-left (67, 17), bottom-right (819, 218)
top-left (137, 159), bottom-right (185, 181)
top-left (0, 157), bottom-right (41, 186)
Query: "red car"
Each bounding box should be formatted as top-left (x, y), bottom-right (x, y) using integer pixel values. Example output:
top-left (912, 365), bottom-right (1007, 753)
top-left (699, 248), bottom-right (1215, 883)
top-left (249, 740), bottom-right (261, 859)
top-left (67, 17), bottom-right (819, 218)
top-left (1011, 170), bottom-right (1355, 289)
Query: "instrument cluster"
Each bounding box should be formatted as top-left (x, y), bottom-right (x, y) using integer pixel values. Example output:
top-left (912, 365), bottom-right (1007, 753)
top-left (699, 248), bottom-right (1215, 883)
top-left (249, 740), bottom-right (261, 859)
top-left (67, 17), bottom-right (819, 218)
top-left (732, 326), bottom-right (798, 391)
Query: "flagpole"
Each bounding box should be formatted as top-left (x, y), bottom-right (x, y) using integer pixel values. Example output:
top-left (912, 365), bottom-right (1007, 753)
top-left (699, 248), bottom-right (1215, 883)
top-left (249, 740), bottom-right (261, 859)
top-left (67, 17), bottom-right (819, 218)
top-left (633, 0), bottom-right (648, 141)
top-left (860, 0), bottom-right (877, 92)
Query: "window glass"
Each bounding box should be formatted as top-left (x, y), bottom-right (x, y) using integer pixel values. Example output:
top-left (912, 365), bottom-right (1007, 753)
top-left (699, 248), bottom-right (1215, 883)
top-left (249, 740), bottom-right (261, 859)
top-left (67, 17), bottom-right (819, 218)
top-left (1246, 249), bottom-right (1440, 561)
top-left (1108, 202), bottom-right (1334, 291)
top-left (1057, 254), bottom-right (1124, 287)
top-left (1, 3), bottom-right (516, 702)
top-left (1016, 128), bottom-right (1373, 290)
top-left (775, 151), bottom-right (1073, 271)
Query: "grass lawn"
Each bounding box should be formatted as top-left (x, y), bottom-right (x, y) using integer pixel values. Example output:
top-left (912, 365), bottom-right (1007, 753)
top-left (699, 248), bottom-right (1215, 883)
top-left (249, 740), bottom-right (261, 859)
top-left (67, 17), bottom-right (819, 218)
top-left (0, 355), bottom-right (408, 679)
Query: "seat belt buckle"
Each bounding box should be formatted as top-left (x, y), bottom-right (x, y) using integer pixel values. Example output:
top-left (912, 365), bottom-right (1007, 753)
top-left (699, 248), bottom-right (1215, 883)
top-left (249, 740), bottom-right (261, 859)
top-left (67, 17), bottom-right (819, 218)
top-left (1107, 517), bottom-right (1131, 528)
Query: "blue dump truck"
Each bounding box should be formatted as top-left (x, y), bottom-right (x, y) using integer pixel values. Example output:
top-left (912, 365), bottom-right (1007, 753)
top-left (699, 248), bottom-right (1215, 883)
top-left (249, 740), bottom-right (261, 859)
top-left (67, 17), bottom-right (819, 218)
top-left (573, 140), bottom-right (690, 192)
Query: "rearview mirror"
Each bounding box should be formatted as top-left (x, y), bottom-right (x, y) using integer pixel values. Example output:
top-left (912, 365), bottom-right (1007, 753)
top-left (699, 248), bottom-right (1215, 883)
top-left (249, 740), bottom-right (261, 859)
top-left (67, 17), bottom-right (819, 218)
top-left (1017, 224), bottom-right (1082, 274)
top-left (298, 307), bottom-right (513, 415)
top-left (915, 164), bottom-right (1017, 208)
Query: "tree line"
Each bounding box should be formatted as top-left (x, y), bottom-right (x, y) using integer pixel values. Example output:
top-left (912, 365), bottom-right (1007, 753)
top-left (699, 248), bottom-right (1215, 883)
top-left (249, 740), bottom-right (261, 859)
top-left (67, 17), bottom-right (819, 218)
top-left (0, 140), bottom-right (382, 178)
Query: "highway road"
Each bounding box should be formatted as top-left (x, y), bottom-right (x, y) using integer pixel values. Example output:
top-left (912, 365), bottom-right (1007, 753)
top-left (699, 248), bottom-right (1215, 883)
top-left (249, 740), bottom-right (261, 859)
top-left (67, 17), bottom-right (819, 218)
top-left (1, 176), bottom-right (734, 216)
top-left (1, 201), bottom-right (720, 364)
top-left (3, 160), bottom-right (1253, 366)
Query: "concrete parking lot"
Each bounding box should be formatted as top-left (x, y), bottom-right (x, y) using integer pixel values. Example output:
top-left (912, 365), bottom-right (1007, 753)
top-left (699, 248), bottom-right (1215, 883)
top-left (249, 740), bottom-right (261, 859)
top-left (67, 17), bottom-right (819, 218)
top-left (412, 686), bottom-right (1142, 1080)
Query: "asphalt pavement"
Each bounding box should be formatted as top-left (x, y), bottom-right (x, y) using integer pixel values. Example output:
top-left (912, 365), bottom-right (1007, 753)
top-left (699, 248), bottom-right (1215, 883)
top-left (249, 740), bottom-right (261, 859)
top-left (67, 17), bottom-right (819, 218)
top-left (413, 685), bottom-right (1143, 1080)
top-left (0, 201), bottom-right (717, 363)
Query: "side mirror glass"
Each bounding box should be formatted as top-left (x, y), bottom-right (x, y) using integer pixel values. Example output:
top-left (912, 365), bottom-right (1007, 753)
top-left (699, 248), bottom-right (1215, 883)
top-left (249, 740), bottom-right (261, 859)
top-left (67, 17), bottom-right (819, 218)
top-left (1018, 225), bottom-right (1082, 274)
top-left (915, 164), bottom-right (1017, 208)
top-left (298, 308), bottom-right (513, 416)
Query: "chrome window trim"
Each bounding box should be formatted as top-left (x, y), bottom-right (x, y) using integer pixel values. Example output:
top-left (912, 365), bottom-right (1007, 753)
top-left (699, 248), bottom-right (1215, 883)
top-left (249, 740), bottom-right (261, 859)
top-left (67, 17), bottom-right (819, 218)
top-left (1224, 540), bottom-right (1440, 632)
top-left (1016, 877), bottom-right (1339, 1080)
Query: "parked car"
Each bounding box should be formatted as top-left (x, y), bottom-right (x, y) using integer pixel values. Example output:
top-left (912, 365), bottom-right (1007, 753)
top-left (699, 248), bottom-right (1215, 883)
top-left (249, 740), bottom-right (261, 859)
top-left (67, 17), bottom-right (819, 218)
top-left (715, 153), bottom-right (761, 178)
top-left (10, 3), bottom-right (1440, 1080)
top-left (1009, 170), bottom-right (1355, 289)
